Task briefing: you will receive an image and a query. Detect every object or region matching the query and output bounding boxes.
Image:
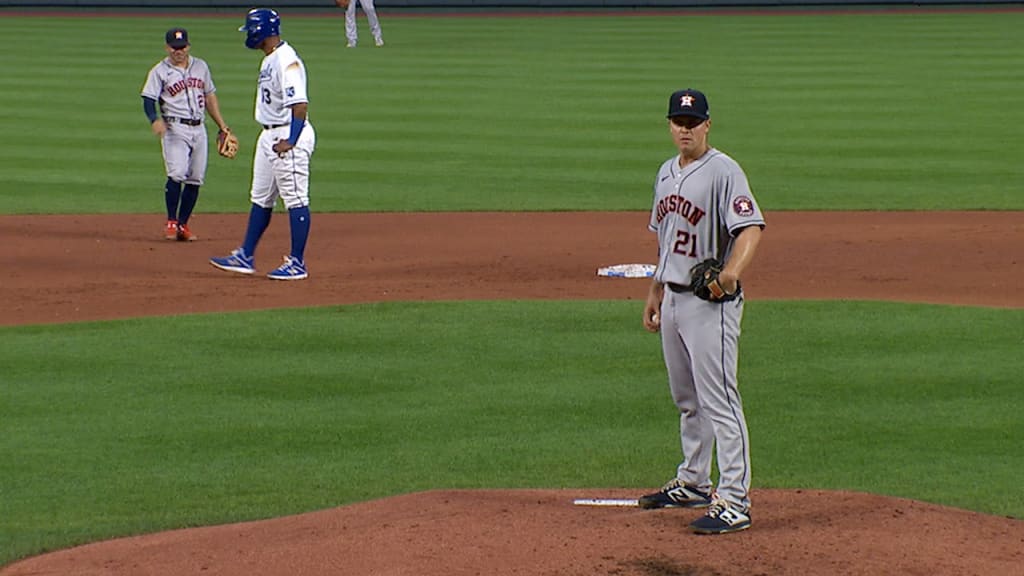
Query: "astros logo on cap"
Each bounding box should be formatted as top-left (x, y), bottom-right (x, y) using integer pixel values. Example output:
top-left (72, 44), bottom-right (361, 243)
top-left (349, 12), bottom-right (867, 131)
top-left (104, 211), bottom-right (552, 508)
top-left (175, 31), bottom-right (184, 40)
top-left (680, 95), bottom-right (694, 107)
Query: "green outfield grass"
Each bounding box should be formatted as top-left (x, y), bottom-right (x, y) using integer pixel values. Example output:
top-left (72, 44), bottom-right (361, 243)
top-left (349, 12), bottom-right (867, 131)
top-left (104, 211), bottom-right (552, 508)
top-left (1, 300), bottom-right (1021, 564)
top-left (1, 10), bottom-right (1022, 214)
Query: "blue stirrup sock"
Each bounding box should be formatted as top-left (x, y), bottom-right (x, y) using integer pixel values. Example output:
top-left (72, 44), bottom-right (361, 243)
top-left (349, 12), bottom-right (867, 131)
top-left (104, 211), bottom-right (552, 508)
top-left (178, 184), bottom-right (200, 225)
top-left (165, 178), bottom-right (183, 221)
top-left (241, 204), bottom-right (274, 257)
top-left (288, 206), bottom-right (311, 262)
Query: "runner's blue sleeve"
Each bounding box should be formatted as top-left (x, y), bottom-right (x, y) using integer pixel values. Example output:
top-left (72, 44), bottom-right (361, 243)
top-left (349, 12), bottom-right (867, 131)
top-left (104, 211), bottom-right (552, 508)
top-left (287, 116), bottom-right (304, 146)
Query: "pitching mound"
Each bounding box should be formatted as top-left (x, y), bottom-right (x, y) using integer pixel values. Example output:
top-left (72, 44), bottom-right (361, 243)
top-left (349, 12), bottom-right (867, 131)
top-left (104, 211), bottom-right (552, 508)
top-left (3, 489), bottom-right (1023, 576)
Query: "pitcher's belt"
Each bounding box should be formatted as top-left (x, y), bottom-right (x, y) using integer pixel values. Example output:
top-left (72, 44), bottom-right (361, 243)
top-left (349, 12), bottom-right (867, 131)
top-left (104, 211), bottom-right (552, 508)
top-left (262, 123), bottom-right (289, 129)
top-left (668, 282), bottom-right (743, 297)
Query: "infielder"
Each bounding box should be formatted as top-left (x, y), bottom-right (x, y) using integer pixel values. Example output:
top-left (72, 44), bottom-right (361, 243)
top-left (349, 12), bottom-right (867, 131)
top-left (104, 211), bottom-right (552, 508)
top-left (638, 89), bottom-right (765, 535)
top-left (341, 0), bottom-right (385, 48)
top-left (210, 8), bottom-right (316, 281)
top-left (141, 27), bottom-right (231, 241)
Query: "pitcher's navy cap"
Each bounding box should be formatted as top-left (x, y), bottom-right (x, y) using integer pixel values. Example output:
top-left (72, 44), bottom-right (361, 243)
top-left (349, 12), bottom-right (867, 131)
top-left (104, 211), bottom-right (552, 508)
top-left (166, 28), bottom-right (190, 49)
top-left (666, 89), bottom-right (709, 120)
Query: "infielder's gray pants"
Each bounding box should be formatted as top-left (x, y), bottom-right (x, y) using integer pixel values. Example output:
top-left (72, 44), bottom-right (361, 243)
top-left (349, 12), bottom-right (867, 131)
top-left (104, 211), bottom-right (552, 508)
top-left (162, 123), bottom-right (207, 186)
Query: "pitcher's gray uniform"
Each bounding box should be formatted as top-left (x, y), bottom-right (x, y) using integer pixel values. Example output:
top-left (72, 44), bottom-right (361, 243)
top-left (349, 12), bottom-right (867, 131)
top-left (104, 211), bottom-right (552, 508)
top-left (639, 89), bottom-right (765, 535)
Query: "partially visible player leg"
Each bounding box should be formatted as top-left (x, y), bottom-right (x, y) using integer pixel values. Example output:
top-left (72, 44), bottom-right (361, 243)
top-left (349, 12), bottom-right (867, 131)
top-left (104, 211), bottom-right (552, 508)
top-left (164, 178), bottom-right (182, 239)
top-left (210, 131), bottom-right (277, 275)
top-left (177, 127), bottom-right (207, 241)
top-left (688, 299), bottom-right (750, 510)
top-left (176, 184), bottom-right (200, 241)
top-left (242, 132), bottom-right (280, 258)
top-left (162, 127), bottom-right (191, 239)
top-left (638, 291), bottom-right (715, 509)
top-left (684, 298), bottom-right (752, 534)
top-left (267, 128), bottom-right (313, 281)
top-left (363, 0), bottom-right (384, 46)
top-left (345, 1), bottom-right (358, 46)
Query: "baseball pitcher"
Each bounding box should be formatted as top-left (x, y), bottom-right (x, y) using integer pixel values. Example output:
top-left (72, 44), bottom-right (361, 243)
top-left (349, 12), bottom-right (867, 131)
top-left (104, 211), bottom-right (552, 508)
top-left (638, 89), bottom-right (765, 535)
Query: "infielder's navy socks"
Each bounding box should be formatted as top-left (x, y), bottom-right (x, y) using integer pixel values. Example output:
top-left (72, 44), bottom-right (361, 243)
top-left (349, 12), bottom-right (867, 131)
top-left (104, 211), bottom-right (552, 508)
top-left (178, 184), bottom-right (200, 224)
top-left (242, 204), bottom-right (273, 256)
top-left (165, 178), bottom-right (183, 221)
top-left (288, 206), bottom-right (311, 261)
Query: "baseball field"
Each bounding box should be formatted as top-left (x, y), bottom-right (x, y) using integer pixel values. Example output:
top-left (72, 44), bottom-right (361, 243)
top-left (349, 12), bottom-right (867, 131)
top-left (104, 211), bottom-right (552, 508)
top-left (1, 6), bottom-right (1022, 576)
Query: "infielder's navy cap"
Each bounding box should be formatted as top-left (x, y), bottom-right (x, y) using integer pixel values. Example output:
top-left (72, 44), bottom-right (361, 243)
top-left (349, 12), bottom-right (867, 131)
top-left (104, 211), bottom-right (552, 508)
top-left (666, 89), bottom-right (710, 120)
top-left (166, 28), bottom-right (190, 49)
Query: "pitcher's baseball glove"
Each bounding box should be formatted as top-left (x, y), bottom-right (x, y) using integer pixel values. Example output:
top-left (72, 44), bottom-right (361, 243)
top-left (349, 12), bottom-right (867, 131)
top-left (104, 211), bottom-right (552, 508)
top-left (217, 129), bottom-right (239, 159)
top-left (335, 0), bottom-right (350, 8)
top-left (689, 258), bottom-right (740, 302)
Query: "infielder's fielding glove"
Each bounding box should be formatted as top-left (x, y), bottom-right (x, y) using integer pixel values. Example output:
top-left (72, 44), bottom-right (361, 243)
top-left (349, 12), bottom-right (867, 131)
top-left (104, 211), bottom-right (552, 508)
top-left (335, 0), bottom-right (350, 8)
top-left (689, 258), bottom-right (740, 302)
top-left (217, 129), bottom-right (239, 159)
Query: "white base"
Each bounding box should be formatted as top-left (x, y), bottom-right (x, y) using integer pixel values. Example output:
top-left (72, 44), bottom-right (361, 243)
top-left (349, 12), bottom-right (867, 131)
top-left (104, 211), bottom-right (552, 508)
top-left (596, 263), bottom-right (655, 278)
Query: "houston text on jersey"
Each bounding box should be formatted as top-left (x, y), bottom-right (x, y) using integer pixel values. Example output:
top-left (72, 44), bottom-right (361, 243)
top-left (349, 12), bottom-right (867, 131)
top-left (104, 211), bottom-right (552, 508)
top-left (166, 77), bottom-right (206, 97)
top-left (655, 194), bottom-right (706, 226)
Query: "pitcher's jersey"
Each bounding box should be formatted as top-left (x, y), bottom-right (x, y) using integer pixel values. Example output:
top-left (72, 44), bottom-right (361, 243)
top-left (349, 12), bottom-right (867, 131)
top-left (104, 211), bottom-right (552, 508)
top-left (254, 42), bottom-right (309, 126)
top-left (648, 148), bottom-right (765, 286)
top-left (141, 56), bottom-right (216, 122)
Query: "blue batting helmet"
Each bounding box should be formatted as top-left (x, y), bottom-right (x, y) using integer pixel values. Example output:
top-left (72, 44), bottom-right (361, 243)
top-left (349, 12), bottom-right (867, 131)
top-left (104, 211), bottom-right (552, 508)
top-left (239, 8), bottom-right (280, 49)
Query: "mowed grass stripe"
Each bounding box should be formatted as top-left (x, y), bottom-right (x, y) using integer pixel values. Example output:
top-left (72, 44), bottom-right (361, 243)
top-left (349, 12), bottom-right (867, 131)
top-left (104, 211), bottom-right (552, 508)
top-left (3, 13), bottom-right (1023, 212)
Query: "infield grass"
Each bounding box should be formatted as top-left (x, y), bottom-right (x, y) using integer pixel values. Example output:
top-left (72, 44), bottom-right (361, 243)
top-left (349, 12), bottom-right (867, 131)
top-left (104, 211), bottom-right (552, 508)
top-left (2, 300), bottom-right (1022, 564)
top-left (1, 10), bottom-right (1022, 214)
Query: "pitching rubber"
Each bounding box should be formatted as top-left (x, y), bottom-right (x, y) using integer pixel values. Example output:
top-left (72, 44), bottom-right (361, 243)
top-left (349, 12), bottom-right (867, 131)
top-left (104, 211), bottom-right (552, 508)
top-left (572, 498), bottom-right (640, 507)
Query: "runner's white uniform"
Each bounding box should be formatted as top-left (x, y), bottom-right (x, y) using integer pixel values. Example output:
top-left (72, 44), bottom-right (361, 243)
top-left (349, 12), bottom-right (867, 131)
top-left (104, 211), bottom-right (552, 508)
top-left (251, 41), bottom-right (315, 209)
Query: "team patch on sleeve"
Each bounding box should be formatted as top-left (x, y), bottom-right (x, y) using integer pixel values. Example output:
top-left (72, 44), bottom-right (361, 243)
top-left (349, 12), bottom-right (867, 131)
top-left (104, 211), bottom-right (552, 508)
top-left (733, 196), bottom-right (755, 217)
top-left (286, 87), bottom-right (295, 98)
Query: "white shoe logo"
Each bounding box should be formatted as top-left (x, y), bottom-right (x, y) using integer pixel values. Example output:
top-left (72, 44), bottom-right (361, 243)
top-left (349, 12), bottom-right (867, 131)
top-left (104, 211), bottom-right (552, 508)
top-left (667, 487), bottom-right (695, 501)
top-left (719, 508), bottom-right (745, 525)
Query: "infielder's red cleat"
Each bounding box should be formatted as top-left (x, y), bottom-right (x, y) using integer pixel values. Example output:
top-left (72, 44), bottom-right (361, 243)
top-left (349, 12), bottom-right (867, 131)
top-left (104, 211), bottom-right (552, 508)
top-left (176, 223), bottom-right (197, 242)
top-left (165, 220), bottom-right (179, 240)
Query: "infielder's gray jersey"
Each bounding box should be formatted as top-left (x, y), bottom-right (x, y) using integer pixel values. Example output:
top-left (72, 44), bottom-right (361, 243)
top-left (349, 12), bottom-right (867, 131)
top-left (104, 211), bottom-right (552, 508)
top-left (141, 55), bottom-right (217, 186)
top-left (649, 148), bottom-right (765, 286)
top-left (141, 56), bottom-right (216, 121)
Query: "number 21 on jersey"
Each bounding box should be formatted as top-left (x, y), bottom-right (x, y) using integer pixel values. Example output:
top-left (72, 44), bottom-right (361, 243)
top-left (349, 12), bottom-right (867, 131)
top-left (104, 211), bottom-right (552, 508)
top-left (674, 230), bottom-right (698, 257)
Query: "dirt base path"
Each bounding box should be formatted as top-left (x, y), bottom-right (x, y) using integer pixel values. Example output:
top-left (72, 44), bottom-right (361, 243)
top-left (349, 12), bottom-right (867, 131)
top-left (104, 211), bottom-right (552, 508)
top-left (2, 211), bottom-right (1021, 326)
top-left (1, 211), bottom-right (1022, 576)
